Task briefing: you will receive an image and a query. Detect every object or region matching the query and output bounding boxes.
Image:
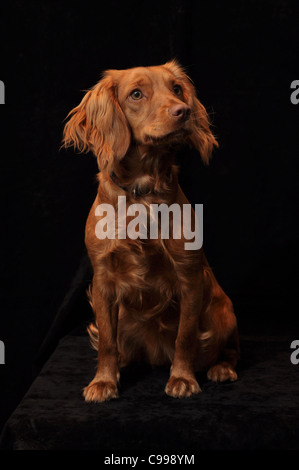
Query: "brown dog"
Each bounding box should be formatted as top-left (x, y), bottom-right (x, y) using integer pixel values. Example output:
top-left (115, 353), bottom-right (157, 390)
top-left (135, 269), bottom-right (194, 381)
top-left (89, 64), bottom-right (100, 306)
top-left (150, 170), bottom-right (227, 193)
top-left (63, 60), bottom-right (239, 402)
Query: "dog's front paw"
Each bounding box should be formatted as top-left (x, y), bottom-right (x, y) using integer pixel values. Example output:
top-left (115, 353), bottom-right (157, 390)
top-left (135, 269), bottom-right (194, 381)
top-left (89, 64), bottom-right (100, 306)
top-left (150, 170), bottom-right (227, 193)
top-left (83, 380), bottom-right (118, 403)
top-left (165, 376), bottom-right (201, 399)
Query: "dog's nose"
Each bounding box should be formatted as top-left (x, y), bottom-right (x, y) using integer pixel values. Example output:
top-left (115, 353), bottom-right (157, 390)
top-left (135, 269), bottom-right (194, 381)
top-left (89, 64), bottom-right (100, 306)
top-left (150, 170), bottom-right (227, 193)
top-left (168, 104), bottom-right (191, 121)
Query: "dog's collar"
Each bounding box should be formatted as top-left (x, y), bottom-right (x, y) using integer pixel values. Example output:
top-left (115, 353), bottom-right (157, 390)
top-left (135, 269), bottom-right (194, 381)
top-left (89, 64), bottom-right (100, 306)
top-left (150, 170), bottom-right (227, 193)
top-left (110, 166), bottom-right (173, 198)
top-left (110, 172), bottom-right (137, 197)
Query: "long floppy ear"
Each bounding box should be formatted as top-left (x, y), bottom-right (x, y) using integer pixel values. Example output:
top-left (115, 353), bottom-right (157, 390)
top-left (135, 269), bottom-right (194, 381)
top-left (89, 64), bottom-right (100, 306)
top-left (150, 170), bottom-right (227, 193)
top-left (62, 72), bottom-right (131, 172)
top-left (187, 96), bottom-right (219, 165)
top-left (164, 60), bottom-right (218, 165)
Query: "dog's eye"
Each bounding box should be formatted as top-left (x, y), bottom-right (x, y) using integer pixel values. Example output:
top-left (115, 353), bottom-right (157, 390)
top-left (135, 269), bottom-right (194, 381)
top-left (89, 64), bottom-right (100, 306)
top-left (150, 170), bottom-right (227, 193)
top-left (130, 89), bottom-right (143, 100)
top-left (173, 85), bottom-right (182, 96)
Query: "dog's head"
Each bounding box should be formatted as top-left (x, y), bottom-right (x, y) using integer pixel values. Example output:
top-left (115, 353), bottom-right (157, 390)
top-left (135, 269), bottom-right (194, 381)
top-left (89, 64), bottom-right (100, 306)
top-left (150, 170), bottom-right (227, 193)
top-left (62, 60), bottom-right (218, 172)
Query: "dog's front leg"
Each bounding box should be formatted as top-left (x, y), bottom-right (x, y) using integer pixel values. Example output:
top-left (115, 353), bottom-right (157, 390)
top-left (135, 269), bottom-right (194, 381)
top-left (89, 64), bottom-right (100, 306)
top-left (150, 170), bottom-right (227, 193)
top-left (165, 283), bottom-right (203, 399)
top-left (83, 286), bottom-right (119, 402)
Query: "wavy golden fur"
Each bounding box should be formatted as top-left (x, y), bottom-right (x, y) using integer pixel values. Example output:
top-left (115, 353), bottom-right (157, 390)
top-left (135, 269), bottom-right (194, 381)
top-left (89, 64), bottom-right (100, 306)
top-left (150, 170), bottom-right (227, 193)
top-left (63, 60), bottom-right (239, 402)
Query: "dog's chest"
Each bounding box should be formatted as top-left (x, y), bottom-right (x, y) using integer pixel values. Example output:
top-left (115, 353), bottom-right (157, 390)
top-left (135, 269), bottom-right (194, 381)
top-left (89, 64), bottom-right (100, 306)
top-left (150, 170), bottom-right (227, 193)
top-left (101, 240), bottom-right (178, 311)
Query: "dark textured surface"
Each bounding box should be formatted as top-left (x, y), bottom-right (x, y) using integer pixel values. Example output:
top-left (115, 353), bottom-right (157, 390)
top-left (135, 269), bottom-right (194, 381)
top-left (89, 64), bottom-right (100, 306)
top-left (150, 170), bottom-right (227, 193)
top-left (1, 0), bottom-right (298, 448)
top-left (1, 332), bottom-right (298, 451)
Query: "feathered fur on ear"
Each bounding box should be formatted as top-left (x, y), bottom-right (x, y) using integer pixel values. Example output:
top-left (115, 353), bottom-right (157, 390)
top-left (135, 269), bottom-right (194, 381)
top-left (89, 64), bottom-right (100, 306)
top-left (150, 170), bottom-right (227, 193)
top-left (188, 96), bottom-right (219, 165)
top-left (62, 72), bottom-right (131, 172)
top-left (164, 60), bottom-right (218, 165)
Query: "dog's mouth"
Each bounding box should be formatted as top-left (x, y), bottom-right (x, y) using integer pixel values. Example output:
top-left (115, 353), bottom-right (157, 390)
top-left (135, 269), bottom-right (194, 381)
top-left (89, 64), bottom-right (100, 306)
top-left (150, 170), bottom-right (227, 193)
top-left (143, 127), bottom-right (191, 145)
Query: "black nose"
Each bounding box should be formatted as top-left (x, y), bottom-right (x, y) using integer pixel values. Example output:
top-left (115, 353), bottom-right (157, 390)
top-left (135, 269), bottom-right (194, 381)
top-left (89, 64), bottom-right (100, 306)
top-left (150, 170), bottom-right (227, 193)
top-left (168, 104), bottom-right (191, 121)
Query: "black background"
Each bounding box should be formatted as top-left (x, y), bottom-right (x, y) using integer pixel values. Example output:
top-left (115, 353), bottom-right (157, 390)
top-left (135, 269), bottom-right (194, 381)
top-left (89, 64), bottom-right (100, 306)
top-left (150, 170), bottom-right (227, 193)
top-left (0, 0), bottom-right (298, 433)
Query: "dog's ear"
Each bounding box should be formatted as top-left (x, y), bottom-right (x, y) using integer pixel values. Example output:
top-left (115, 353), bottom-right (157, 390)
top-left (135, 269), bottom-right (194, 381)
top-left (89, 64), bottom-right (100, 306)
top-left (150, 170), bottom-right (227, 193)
top-left (164, 60), bottom-right (218, 165)
top-left (187, 96), bottom-right (219, 165)
top-left (62, 71), bottom-right (131, 172)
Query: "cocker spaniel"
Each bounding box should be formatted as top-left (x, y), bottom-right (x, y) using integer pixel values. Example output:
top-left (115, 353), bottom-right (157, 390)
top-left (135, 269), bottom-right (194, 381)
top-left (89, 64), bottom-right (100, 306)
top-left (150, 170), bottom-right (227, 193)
top-left (63, 60), bottom-right (239, 402)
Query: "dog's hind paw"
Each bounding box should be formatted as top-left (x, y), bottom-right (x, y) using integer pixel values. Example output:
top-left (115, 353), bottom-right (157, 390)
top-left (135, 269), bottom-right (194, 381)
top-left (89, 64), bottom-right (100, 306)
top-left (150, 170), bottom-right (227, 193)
top-left (207, 362), bottom-right (238, 383)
